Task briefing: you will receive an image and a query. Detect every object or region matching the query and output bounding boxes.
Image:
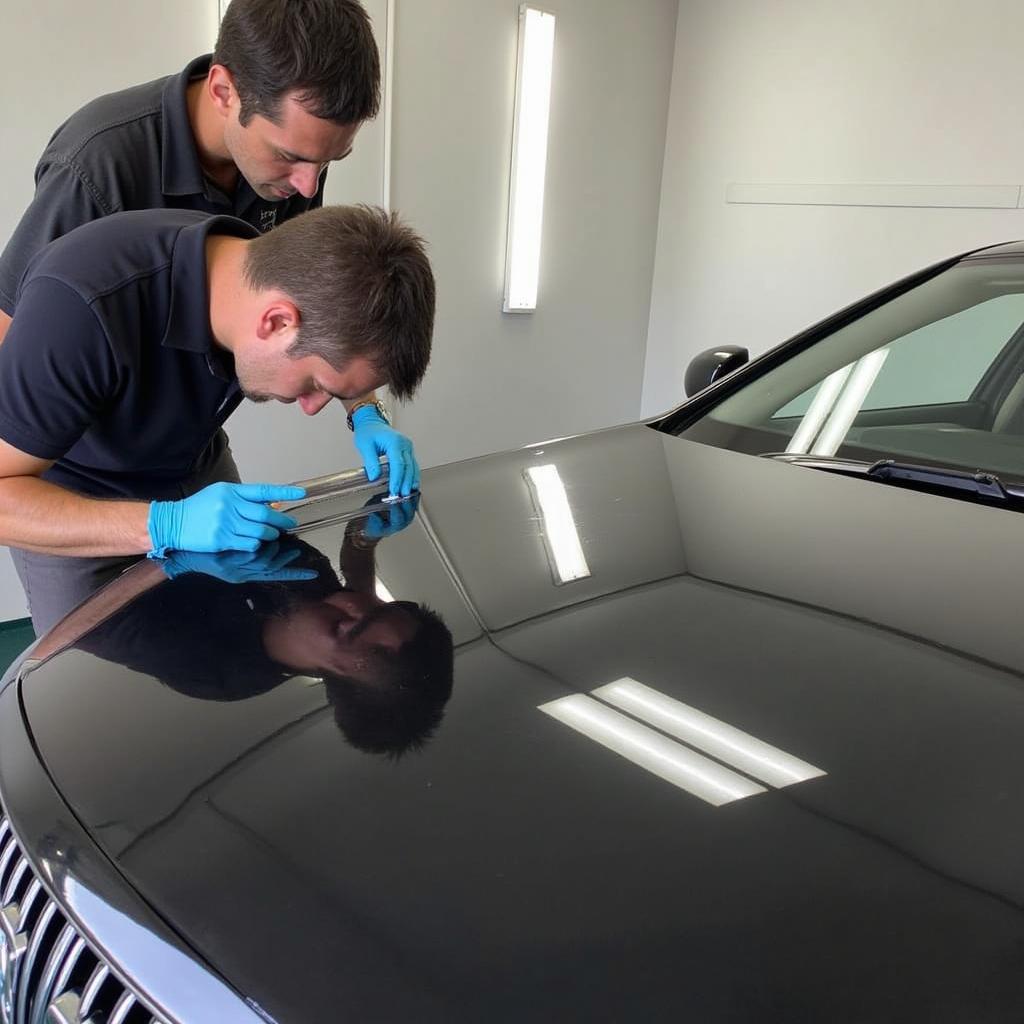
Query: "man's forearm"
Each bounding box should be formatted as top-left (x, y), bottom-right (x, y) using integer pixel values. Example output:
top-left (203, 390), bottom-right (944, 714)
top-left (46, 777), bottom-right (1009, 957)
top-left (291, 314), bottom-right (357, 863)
top-left (340, 533), bottom-right (376, 593)
top-left (0, 476), bottom-right (152, 556)
top-left (0, 309), bottom-right (11, 347)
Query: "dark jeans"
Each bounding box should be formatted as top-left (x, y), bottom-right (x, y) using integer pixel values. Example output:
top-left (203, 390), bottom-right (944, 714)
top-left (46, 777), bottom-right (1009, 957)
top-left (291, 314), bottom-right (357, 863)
top-left (10, 446), bottom-right (240, 637)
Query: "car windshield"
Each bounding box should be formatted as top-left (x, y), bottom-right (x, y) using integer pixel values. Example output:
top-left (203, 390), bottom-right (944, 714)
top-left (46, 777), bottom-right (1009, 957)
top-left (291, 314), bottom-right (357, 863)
top-left (675, 253), bottom-right (1024, 484)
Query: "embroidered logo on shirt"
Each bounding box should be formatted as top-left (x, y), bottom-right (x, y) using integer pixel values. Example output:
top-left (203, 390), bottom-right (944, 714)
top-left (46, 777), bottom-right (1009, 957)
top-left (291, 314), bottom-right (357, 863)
top-left (259, 208), bottom-right (278, 233)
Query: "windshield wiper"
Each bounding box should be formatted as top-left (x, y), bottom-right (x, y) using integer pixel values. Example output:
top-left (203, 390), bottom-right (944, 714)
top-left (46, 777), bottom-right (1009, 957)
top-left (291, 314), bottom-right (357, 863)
top-left (763, 452), bottom-right (1024, 505)
top-left (865, 460), bottom-right (1013, 501)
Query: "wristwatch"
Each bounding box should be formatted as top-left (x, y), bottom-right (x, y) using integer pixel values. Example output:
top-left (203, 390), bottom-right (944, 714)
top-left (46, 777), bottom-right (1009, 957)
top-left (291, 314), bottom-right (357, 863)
top-left (346, 398), bottom-right (390, 431)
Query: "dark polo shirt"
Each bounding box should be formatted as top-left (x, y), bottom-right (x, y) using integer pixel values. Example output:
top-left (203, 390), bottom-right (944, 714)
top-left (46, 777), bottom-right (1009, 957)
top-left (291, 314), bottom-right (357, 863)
top-left (0, 209), bottom-right (257, 500)
top-left (0, 54), bottom-right (325, 315)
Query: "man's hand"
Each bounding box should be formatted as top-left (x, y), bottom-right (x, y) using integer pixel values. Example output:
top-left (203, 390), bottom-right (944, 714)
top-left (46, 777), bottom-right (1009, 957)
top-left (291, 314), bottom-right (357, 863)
top-left (362, 491), bottom-right (420, 541)
top-left (147, 482), bottom-right (306, 556)
top-left (351, 405), bottom-right (419, 497)
top-left (159, 542), bottom-right (319, 584)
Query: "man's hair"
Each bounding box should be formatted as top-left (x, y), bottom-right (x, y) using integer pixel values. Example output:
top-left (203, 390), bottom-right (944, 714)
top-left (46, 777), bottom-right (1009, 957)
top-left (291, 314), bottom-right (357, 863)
top-left (324, 604), bottom-right (455, 757)
top-left (244, 205), bottom-right (436, 400)
top-left (213, 0), bottom-right (381, 127)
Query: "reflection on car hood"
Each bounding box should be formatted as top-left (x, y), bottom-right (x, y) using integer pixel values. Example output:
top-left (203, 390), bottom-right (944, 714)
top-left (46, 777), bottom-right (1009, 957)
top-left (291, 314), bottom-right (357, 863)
top-left (19, 425), bottom-right (1024, 1022)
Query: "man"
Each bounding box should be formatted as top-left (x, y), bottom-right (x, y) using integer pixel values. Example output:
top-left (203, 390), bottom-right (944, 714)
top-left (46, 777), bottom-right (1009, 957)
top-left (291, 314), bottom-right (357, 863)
top-left (0, 0), bottom-right (416, 487)
top-left (0, 203), bottom-right (435, 635)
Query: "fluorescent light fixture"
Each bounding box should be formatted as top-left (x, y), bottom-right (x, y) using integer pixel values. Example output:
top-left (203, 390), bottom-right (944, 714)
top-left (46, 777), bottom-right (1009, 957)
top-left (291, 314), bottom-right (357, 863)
top-left (810, 349), bottom-right (890, 456)
top-left (539, 695), bottom-right (766, 806)
top-left (525, 465), bottom-right (591, 584)
top-left (503, 5), bottom-right (556, 312)
top-left (375, 578), bottom-right (395, 603)
top-left (785, 363), bottom-right (854, 454)
top-left (593, 679), bottom-right (825, 789)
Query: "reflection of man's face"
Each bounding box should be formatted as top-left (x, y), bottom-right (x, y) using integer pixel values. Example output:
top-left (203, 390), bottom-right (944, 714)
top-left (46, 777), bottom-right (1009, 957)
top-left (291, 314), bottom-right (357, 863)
top-left (262, 592), bottom-right (420, 682)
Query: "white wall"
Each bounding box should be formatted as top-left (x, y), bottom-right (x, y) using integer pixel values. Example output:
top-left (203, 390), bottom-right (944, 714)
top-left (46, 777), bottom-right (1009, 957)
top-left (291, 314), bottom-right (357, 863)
top-left (390, 0), bottom-right (677, 467)
top-left (0, 1), bottom-right (217, 245)
top-left (643, 0), bottom-right (1024, 417)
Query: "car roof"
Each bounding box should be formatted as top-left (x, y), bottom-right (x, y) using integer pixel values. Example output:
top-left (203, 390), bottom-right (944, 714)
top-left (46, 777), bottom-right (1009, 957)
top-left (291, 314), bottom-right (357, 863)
top-left (961, 239), bottom-right (1024, 260)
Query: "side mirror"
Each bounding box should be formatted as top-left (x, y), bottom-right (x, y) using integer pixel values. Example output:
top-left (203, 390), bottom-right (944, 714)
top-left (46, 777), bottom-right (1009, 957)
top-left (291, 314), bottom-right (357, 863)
top-left (684, 345), bottom-right (749, 397)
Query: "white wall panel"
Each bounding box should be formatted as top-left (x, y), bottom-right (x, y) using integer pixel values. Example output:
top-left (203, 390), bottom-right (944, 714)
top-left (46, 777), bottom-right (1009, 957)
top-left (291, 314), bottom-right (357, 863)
top-left (389, 0), bottom-right (677, 469)
top-left (644, 0), bottom-right (1024, 417)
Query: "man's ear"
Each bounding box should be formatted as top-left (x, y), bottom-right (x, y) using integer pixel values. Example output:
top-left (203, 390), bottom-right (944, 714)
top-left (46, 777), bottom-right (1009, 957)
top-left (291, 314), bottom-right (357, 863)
top-left (256, 299), bottom-right (302, 346)
top-left (207, 64), bottom-right (238, 119)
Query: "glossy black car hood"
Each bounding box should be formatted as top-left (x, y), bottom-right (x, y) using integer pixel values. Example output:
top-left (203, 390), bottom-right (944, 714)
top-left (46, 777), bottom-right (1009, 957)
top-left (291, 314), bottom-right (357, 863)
top-left (19, 426), bottom-right (1024, 1021)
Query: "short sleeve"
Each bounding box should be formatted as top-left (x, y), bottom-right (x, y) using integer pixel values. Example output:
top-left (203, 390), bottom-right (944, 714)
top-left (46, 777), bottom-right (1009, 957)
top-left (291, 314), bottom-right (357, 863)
top-left (0, 160), bottom-right (108, 315)
top-left (0, 276), bottom-right (118, 459)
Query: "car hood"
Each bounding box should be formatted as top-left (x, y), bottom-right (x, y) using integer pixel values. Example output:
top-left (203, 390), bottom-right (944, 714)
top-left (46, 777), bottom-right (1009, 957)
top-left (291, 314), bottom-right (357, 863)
top-left (18, 425), bottom-right (1024, 1022)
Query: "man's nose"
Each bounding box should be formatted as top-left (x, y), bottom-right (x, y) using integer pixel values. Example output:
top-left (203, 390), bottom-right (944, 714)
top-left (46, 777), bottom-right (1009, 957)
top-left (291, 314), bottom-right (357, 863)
top-left (298, 392), bottom-right (332, 416)
top-left (289, 164), bottom-right (322, 199)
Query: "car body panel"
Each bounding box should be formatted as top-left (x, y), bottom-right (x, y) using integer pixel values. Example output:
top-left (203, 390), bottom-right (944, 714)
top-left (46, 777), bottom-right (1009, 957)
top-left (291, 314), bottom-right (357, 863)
top-left (17, 424), bottom-right (1024, 1021)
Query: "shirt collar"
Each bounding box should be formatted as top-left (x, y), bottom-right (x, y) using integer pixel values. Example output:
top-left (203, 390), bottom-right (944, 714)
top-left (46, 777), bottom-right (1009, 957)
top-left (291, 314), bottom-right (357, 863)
top-left (160, 55), bottom-right (214, 198)
top-left (161, 215), bottom-right (259, 379)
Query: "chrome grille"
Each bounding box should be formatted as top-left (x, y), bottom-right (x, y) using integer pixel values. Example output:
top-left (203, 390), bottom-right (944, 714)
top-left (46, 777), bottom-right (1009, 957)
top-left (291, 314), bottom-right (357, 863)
top-left (0, 815), bottom-right (167, 1024)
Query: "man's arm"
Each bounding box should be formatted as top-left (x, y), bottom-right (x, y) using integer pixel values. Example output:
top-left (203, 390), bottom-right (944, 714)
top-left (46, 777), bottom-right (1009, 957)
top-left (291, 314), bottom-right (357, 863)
top-left (339, 494), bottom-right (420, 594)
top-left (0, 310), bottom-right (10, 346)
top-left (0, 439), bottom-right (304, 557)
top-left (340, 524), bottom-right (377, 594)
top-left (0, 439), bottom-right (152, 556)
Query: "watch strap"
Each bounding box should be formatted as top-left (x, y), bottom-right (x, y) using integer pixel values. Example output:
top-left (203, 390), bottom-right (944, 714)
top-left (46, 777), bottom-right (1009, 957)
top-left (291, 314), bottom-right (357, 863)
top-left (346, 398), bottom-right (389, 431)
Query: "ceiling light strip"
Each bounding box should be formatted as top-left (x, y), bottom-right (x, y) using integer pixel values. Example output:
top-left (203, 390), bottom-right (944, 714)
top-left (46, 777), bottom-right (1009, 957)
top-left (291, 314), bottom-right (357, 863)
top-left (503, 5), bottom-right (556, 312)
top-left (539, 695), bottom-right (766, 806)
top-left (592, 679), bottom-right (825, 789)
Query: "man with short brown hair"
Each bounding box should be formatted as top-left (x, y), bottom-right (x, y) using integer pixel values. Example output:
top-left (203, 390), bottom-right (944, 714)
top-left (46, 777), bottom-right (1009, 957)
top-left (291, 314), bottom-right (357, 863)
top-left (0, 0), bottom-right (416, 491)
top-left (0, 204), bottom-right (435, 635)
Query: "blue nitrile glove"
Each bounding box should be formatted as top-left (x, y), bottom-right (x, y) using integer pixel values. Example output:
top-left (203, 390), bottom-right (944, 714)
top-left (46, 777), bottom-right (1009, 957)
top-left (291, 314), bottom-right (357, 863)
top-left (361, 491), bottom-right (420, 541)
top-left (147, 482), bottom-right (306, 557)
top-left (351, 404), bottom-right (420, 498)
top-left (159, 542), bottom-right (318, 584)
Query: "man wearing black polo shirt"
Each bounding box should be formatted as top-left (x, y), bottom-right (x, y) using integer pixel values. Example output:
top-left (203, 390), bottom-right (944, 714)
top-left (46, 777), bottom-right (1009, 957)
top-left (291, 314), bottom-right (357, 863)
top-left (0, 0), bottom-right (418, 493)
top-left (0, 205), bottom-right (435, 636)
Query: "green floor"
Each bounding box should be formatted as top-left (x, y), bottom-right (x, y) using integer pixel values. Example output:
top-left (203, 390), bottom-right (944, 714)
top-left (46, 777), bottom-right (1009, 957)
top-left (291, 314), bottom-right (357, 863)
top-left (0, 618), bottom-right (35, 675)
